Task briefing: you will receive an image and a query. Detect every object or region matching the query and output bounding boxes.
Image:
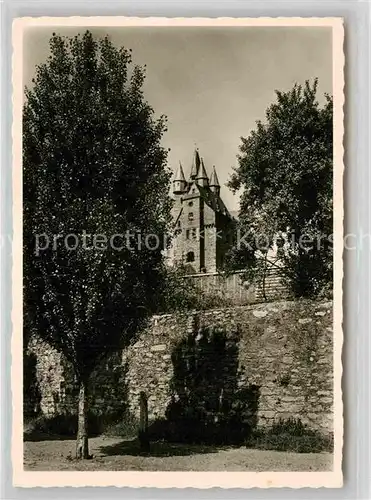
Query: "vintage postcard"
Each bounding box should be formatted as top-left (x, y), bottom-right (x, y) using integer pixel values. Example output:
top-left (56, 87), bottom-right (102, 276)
top-left (12, 16), bottom-right (344, 488)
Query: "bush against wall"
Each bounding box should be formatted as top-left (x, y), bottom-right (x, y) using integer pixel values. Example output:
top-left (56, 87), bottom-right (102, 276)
top-left (246, 417), bottom-right (334, 453)
top-left (149, 320), bottom-right (260, 445)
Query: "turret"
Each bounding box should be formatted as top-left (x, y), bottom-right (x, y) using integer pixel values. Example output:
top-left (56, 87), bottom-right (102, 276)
top-left (209, 165), bottom-right (220, 196)
top-left (196, 158), bottom-right (209, 187)
top-left (173, 162), bottom-right (187, 194)
top-left (190, 149), bottom-right (201, 181)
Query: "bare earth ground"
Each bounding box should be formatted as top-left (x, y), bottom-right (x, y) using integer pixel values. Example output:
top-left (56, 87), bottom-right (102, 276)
top-left (24, 435), bottom-right (333, 471)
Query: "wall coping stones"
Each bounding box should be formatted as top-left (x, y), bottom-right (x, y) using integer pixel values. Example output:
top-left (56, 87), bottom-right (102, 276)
top-left (150, 299), bottom-right (332, 324)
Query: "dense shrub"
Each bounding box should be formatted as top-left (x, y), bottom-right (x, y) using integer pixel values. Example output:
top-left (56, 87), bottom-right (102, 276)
top-left (24, 409), bottom-right (136, 440)
top-left (103, 413), bottom-right (140, 438)
top-left (246, 418), bottom-right (333, 453)
top-left (156, 266), bottom-right (231, 313)
top-left (25, 414), bottom-right (101, 438)
top-left (147, 324), bottom-right (260, 446)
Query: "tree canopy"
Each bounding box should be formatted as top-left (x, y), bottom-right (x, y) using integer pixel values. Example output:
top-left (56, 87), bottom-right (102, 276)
top-left (23, 31), bottom-right (173, 456)
top-left (227, 79), bottom-right (333, 298)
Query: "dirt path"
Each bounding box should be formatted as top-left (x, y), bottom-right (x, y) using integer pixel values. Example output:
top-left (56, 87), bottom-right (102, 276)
top-left (24, 435), bottom-right (333, 471)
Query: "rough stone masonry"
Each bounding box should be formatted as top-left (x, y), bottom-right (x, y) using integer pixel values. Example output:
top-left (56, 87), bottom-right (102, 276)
top-left (26, 300), bottom-right (333, 435)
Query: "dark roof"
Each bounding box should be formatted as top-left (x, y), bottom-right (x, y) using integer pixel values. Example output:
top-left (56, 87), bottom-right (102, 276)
top-left (190, 150), bottom-right (201, 179)
top-left (174, 162), bottom-right (186, 182)
top-left (197, 185), bottom-right (232, 218)
top-left (196, 159), bottom-right (209, 181)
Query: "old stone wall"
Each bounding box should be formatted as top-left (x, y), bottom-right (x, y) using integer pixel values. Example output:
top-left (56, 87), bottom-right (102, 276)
top-left (26, 300), bottom-right (333, 435)
top-left (125, 300), bottom-right (333, 434)
top-left (26, 338), bottom-right (129, 419)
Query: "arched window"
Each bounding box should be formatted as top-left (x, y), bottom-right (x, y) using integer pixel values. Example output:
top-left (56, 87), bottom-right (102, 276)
top-left (186, 251), bottom-right (195, 263)
top-left (188, 212), bottom-right (194, 222)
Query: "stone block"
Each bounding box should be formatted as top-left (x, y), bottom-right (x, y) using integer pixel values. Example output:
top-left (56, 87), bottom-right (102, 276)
top-left (320, 397), bottom-right (333, 404)
top-left (260, 411), bottom-right (276, 419)
top-left (298, 318), bottom-right (312, 324)
top-left (150, 344), bottom-right (167, 352)
top-left (253, 310), bottom-right (268, 318)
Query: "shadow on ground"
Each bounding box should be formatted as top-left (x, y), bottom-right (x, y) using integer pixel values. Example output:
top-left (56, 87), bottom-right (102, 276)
top-left (98, 438), bottom-right (223, 458)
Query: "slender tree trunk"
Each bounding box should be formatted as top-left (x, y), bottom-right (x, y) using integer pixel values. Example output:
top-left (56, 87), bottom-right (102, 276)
top-left (76, 380), bottom-right (89, 459)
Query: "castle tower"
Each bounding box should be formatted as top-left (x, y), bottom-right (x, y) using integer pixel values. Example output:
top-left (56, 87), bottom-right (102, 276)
top-left (173, 162), bottom-right (187, 194)
top-left (171, 148), bottom-right (234, 274)
top-left (209, 165), bottom-right (220, 196)
top-left (196, 158), bottom-right (209, 187)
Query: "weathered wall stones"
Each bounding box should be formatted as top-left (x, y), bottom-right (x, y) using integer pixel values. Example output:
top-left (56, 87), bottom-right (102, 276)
top-left (26, 300), bottom-right (333, 434)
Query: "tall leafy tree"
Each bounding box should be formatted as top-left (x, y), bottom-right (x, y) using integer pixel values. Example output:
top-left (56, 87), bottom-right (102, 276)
top-left (23, 31), bottom-right (172, 458)
top-left (227, 79), bottom-right (333, 298)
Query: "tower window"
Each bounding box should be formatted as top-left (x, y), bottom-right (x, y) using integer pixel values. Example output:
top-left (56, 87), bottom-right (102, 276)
top-left (186, 251), bottom-right (195, 263)
top-left (186, 229), bottom-right (190, 240)
top-left (188, 212), bottom-right (194, 222)
top-left (188, 201), bottom-right (193, 207)
top-left (191, 228), bottom-right (197, 240)
top-left (177, 220), bottom-right (181, 228)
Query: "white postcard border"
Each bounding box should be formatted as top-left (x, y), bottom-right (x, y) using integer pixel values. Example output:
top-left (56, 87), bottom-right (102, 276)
top-left (11, 16), bottom-right (344, 489)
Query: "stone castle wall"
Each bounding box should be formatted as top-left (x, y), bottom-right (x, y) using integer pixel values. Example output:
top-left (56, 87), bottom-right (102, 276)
top-left (26, 300), bottom-right (333, 435)
top-left (25, 340), bottom-right (129, 419)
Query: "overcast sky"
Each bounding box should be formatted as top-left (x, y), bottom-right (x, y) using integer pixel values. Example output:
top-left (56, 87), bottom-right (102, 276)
top-left (23, 26), bottom-right (332, 212)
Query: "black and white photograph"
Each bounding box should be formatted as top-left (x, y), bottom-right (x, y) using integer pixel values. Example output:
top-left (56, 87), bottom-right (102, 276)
top-left (12, 17), bottom-right (344, 488)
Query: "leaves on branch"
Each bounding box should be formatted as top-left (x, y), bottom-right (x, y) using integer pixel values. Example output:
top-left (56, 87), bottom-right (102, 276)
top-left (226, 79), bottom-right (333, 298)
top-left (23, 31), bottom-right (173, 380)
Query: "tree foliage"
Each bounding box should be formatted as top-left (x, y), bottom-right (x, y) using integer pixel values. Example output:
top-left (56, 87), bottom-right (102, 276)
top-left (227, 79), bottom-right (333, 298)
top-left (155, 265), bottom-right (230, 313)
top-left (23, 31), bottom-right (172, 456)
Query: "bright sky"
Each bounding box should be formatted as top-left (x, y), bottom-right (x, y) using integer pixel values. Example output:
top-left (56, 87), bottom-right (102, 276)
top-left (23, 26), bottom-right (332, 213)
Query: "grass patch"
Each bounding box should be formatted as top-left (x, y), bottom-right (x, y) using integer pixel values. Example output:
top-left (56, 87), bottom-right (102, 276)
top-left (103, 413), bottom-right (140, 438)
top-left (246, 418), bottom-right (333, 453)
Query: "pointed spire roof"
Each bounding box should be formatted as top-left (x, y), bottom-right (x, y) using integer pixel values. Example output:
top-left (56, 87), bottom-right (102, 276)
top-left (190, 149), bottom-right (201, 179)
top-left (197, 158), bottom-right (209, 181)
top-left (209, 165), bottom-right (220, 187)
top-left (174, 161), bottom-right (186, 182)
